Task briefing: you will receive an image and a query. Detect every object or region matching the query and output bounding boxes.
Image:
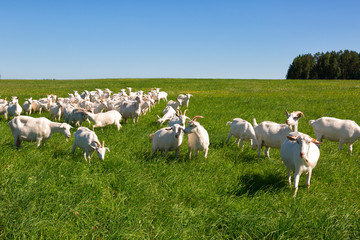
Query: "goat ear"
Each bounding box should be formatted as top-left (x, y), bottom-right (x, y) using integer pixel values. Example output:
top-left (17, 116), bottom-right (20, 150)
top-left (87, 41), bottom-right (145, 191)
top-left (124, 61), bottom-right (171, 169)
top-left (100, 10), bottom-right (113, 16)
top-left (297, 112), bottom-right (304, 118)
top-left (90, 145), bottom-right (96, 150)
top-left (105, 147), bottom-right (110, 152)
top-left (312, 139), bottom-right (322, 145)
top-left (287, 135), bottom-right (297, 141)
top-left (285, 110), bottom-right (289, 116)
top-left (165, 127), bottom-right (173, 131)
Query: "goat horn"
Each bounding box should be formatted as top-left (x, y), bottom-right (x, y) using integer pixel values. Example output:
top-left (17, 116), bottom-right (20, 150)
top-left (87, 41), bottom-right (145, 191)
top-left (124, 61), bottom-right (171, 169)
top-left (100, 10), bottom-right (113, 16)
top-left (183, 109), bottom-right (188, 116)
top-left (179, 109), bottom-right (183, 115)
top-left (192, 115), bottom-right (204, 122)
top-left (102, 141), bottom-right (105, 147)
top-left (93, 141), bottom-right (101, 148)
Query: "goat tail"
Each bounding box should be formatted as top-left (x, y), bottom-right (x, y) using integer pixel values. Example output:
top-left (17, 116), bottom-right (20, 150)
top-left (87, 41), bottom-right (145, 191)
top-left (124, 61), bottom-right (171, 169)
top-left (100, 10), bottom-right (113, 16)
top-left (226, 121), bottom-right (232, 126)
top-left (149, 133), bottom-right (155, 142)
top-left (309, 120), bottom-right (315, 125)
top-left (253, 118), bottom-right (258, 128)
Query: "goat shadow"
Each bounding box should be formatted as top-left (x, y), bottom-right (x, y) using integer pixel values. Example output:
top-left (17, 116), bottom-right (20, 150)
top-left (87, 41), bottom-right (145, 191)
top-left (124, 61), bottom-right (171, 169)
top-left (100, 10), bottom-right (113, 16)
top-left (229, 172), bottom-right (286, 196)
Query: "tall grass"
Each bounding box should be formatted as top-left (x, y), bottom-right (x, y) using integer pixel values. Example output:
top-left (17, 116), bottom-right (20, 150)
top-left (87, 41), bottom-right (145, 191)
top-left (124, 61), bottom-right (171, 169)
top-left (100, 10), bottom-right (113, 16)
top-left (1, 79), bottom-right (360, 239)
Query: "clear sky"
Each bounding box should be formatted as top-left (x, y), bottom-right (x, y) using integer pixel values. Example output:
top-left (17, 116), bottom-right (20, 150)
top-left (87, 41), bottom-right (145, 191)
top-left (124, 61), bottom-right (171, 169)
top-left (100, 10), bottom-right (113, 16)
top-left (1, 0), bottom-right (359, 79)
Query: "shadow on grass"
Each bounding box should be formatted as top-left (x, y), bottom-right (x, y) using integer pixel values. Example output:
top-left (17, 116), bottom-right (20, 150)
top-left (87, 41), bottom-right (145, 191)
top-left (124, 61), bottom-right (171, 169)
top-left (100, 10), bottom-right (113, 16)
top-left (230, 173), bottom-right (286, 196)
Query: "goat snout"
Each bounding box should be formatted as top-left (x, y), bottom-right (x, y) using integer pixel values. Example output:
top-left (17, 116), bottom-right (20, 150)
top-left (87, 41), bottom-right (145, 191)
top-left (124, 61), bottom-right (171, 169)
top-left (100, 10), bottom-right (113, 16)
top-left (300, 152), bottom-right (305, 158)
top-left (286, 120), bottom-right (290, 124)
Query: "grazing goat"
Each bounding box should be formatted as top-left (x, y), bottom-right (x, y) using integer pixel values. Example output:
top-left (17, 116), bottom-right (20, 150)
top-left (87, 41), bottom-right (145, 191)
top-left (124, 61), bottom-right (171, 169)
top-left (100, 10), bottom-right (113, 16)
top-left (280, 133), bottom-right (322, 197)
top-left (71, 127), bottom-right (109, 164)
top-left (85, 110), bottom-right (122, 131)
top-left (157, 106), bottom-right (176, 126)
top-left (68, 108), bottom-right (90, 127)
top-left (184, 116), bottom-right (210, 159)
top-left (253, 111), bottom-right (304, 158)
top-left (150, 123), bottom-right (184, 157)
top-left (309, 117), bottom-right (360, 154)
top-left (9, 116), bottom-right (72, 148)
top-left (226, 118), bottom-right (257, 151)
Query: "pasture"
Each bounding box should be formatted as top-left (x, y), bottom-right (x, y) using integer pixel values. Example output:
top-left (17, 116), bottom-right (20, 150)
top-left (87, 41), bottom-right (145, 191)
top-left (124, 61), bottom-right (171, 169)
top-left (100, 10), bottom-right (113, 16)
top-left (1, 79), bottom-right (360, 239)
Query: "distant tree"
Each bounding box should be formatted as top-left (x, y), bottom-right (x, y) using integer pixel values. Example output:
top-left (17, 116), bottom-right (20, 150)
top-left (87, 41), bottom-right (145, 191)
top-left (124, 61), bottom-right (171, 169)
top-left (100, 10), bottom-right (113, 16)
top-left (286, 54), bottom-right (315, 79)
top-left (287, 50), bottom-right (360, 79)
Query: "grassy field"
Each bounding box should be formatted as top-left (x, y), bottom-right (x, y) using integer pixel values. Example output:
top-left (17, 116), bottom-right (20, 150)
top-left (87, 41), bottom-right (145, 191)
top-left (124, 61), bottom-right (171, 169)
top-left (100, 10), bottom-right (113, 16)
top-left (1, 78), bottom-right (360, 239)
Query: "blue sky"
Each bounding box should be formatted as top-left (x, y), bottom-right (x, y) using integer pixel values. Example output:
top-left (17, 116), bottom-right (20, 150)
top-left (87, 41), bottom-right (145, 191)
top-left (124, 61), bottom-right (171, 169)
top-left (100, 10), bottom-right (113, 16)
top-left (1, 0), bottom-right (359, 79)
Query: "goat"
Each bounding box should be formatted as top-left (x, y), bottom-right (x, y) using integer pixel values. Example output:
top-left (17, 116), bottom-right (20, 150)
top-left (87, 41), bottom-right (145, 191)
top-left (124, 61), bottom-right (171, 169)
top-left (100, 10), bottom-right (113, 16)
top-left (226, 118), bottom-right (257, 151)
top-left (7, 97), bottom-right (23, 119)
top-left (177, 94), bottom-right (193, 108)
top-left (280, 132), bottom-right (322, 197)
top-left (22, 98), bottom-right (33, 115)
top-left (150, 124), bottom-right (184, 157)
top-left (8, 116), bottom-right (72, 148)
top-left (169, 109), bottom-right (189, 127)
top-left (309, 117), bottom-right (360, 154)
top-left (120, 96), bottom-right (142, 123)
top-left (184, 116), bottom-right (210, 159)
top-left (85, 110), bottom-right (122, 131)
top-left (50, 102), bottom-right (63, 121)
top-left (71, 127), bottom-right (109, 164)
top-left (0, 103), bottom-right (8, 120)
top-left (166, 100), bottom-right (180, 111)
top-left (157, 106), bottom-right (176, 126)
top-left (68, 108), bottom-right (90, 127)
top-left (253, 111), bottom-right (304, 158)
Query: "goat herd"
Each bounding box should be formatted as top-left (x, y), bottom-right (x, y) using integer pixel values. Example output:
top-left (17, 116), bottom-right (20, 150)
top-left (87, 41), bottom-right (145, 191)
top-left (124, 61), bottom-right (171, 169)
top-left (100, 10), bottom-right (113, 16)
top-left (1, 87), bottom-right (360, 197)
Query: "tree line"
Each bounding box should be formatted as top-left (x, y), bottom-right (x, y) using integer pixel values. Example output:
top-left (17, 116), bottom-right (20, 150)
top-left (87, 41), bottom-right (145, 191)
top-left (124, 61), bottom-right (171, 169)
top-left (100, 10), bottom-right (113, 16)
top-left (286, 50), bottom-right (360, 79)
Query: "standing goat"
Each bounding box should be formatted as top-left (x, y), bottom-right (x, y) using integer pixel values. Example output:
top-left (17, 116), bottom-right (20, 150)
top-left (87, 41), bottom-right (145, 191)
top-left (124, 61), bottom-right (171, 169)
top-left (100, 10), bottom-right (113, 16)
top-left (280, 132), bottom-right (322, 197)
top-left (309, 117), bottom-right (360, 154)
top-left (120, 96), bottom-right (142, 123)
top-left (184, 116), bottom-right (210, 159)
top-left (71, 127), bottom-right (109, 164)
top-left (177, 94), bottom-right (193, 108)
top-left (150, 124), bottom-right (184, 157)
top-left (7, 97), bottom-right (23, 119)
top-left (253, 111), bottom-right (304, 158)
top-left (9, 116), bottom-right (72, 148)
top-left (85, 110), bottom-right (122, 131)
top-left (226, 118), bottom-right (257, 151)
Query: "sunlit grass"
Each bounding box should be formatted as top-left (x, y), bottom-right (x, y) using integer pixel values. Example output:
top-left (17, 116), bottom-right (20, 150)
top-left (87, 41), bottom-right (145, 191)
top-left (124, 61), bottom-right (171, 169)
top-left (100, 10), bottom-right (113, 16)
top-left (0, 79), bottom-right (360, 238)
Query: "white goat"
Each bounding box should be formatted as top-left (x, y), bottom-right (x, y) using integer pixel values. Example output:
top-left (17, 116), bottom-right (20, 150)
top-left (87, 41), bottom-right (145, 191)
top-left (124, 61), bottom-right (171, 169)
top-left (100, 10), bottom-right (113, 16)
top-left (309, 117), bottom-right (360, 154)
top-left (157, 106), bottom-right (176, 126)
top-left (22, 98), bottom-right (33, 115)
top-left (0, 103), bottom-right (8, 120)
top-left (8, 116), bottom-right (72, 148)
top-left (155, 88), bottom-right (168, 103)
top-left (177, 94), bottom-right (193, 108)
top-left (7, 97), bottom-right (23, 118)
top-left (120, 96), bottom-right (142, 123)
top-left (280, 132), bottom-right (322, 197)
top-left (68, 108), bottom-right (90, 127)
top-left (226, 118), bottom-right (257, 151)
top-left (253, 111), bottom-right (304, 158)
top-left (166, 100), bottom-right (180, 111)
top-left (50, 102), bottom-right (63, 121)
top-left (150, 123), bottom-right (184, 157)
top-left (85, 110), bottom-right (122, 131)
top-left (184, 116), bottom-right (210, 159)
top-left (169, 109), bottom-right (189, 127)
top-left (71, 127), bottom-right (109, 164)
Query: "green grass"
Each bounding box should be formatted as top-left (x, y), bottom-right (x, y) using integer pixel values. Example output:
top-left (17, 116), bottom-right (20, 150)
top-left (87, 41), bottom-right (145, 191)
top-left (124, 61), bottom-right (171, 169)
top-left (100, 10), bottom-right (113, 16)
top-left (1, 79), bottom-right (360, 239)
